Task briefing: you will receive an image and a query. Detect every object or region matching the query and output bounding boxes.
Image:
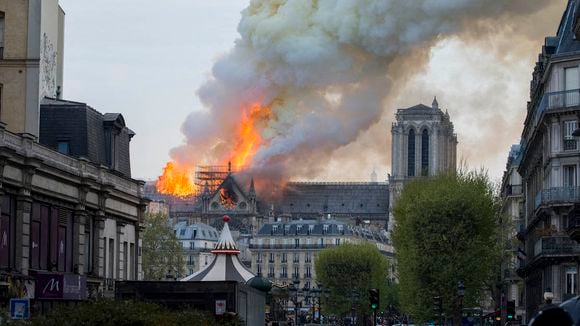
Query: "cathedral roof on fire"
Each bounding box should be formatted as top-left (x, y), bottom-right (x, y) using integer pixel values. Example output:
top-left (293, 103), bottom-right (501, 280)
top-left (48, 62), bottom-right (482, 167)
top-left (181, 215), bottom-right (255, 282)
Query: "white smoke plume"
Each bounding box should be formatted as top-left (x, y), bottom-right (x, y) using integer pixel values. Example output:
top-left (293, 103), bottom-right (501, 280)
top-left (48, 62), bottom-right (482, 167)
top-left (169, 0), bottom-right (553, 181)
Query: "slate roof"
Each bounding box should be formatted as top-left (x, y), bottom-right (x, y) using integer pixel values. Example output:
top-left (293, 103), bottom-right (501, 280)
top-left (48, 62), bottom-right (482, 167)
top-left (174, 222), bottom-right (220, 241)
top-left (554, 0), bottom-right (580, 56)
top-left (278, 182), bottom-right (389, 218)
top-left (256, 219), bottom-right (389, 243)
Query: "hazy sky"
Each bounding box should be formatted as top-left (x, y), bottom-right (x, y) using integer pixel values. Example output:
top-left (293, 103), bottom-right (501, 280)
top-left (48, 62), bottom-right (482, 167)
top-left (58, 0), bottom-right (567, 183)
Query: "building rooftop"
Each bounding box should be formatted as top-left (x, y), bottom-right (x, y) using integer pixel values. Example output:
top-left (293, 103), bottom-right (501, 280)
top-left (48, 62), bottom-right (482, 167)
top-left (256, 219), bottom-right (389, 244)
top-left (174, 222), bottom-right (220, 241)
top-left (278, 182), bottom-right (389, 218)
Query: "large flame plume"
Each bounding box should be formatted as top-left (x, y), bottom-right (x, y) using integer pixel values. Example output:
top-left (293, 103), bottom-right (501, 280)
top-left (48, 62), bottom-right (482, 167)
top-left (158, 0), bottom-right (553, 195)
top-left (156, 162), bottom-right (196, 197)
top-left (157, 103), bottom-right (272, 196)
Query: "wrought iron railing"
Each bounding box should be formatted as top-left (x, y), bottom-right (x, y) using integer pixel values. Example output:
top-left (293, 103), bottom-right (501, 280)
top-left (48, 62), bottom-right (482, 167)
top-left (533, 236), bottom-right (580, 257)
top-left (535, 186), bottom-right (580, 209)
top-left (532, 89), bottom-right (580, 128)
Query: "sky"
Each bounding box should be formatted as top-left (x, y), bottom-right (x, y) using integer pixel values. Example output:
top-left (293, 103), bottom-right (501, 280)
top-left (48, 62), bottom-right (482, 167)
top-left (58, 0), bottom-right (567, 184)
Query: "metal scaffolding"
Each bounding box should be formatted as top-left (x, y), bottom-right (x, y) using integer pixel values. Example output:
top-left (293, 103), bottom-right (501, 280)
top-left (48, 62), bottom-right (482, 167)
top-left (194, 164), bottom-right (236, 196)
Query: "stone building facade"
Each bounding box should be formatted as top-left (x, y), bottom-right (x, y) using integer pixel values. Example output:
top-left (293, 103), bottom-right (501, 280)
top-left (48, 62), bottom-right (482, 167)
top-left (499, 145), bottom-right (525, 321)
top-left (0, 0), bottom-right (65, 137)
top-left (249, 218), bottom-right (393, 310)
top-left (0, 0), bottom-right (148, 304)
top-left (173, 221), bottom-right (219, 276)
top-left (388, 98), bottom-right (457, 235)
top-left (517, 0), bottom-right (580, 319)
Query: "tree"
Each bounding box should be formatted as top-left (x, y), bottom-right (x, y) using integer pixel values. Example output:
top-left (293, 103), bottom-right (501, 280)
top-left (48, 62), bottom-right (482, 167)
top-left (142, 213), bottom-right (185, 280)
top-left (315, 242), bottom-right (393, 320)
top-left (392, 171), bottom-right (501, 324)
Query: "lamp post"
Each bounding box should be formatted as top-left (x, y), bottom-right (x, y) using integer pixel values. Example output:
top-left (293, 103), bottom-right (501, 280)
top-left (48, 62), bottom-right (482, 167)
top-left (311, 287), bottom-right (321, 323)
top-left (289, 279), bottom-right (301, 325)
top-left (456, 281), bottom-right (465, 326)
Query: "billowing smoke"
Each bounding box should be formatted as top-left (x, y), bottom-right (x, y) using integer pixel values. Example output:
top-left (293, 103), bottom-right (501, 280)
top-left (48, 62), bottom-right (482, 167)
top-left (168, 0), bottom-right (554, 183)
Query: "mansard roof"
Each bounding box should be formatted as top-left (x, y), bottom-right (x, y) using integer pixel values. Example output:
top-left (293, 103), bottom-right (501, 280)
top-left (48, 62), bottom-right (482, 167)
top-left (256, 219), bottom-right (389, 243)
top-left (554, 0), bottom-right (580, 56)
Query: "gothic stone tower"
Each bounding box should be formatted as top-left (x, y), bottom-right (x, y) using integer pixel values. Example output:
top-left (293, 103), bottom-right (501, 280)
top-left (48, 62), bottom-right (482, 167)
top-left (387, 97), bottom-right (458, 234)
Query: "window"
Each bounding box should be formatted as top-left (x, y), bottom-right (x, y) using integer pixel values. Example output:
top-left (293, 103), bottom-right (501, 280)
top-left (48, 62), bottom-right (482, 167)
top-left (257, 253), bottom-right (263, 263)
top-left (85, 216), bottom-right (93, 274)
top-left (566, 266), bottom-right (577, 295)
top-left (179, 228), bottom-right (186, 236)
top-left (189, 241), bottom-right (194, 250)
top-left (408, 128), bottom-right (416, 176)
top-left (257, 264), bottom-right (262, 276)
top-left (335, 238), bottom-right (341, 245)
top-left (188, 255), bottom-right (194, 266)
top-left (305, 265), bottom-right (312, 278)
top-left (268, 265), bottom-right (275, 278)
top-left (281, 253), bottom-right (287, 263)
top-left (108, 238), bottom-right (115, 278)
top-left (281, 265), bottom-right (288, 278)
top-left (564, 120), bottom-right (578, 150)
top-left (564, 165), bottom-right (577, 187)
top-left (294, 238), bottom-right (300, 248)
top-left (0, 195), bottom-right (13, 269)
top-left (293, 266), bottom-right (299, 279)
top-left (565, 67), bottom-right (580, 107)
top-left (57, 141), bottom-right (70, 155)
top-left (205, 256), bottom-right (208, 265)
top-left (0, 12), bottom-right (4, 59)
top-left (305, 253), bottom-right (311, 263)
top-left (30, 204), bottom-right (72, 272)
top-left (421, 129), bottom-right (429, 176)
top-left (323, 224), bottom-right (329, 233)
top-left (269, 253), bottom-right (275, 263)
top-left (129, 243), bottom-right (134, 279)
top-left (123, 242), bottom-right (128, 280)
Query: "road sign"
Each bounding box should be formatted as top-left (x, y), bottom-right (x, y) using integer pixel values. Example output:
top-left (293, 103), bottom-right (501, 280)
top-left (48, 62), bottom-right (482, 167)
top-left (9, 298), bottom-right (30, 320)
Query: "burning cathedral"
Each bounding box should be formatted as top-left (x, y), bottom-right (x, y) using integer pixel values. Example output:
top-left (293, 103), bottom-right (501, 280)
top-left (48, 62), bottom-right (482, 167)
top-left (147, 97), bottom-right (457, 240)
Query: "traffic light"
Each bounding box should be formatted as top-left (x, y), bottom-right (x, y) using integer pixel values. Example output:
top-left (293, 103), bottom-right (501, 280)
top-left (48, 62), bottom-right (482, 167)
top-left (369, 288), bottom-right (380, 311)
top-left (507, 300), bottom-right (515, 320)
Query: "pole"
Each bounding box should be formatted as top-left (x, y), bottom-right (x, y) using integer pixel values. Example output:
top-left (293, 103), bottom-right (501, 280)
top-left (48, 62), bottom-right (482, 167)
top-left (373, 309), bottom-right (377, 326)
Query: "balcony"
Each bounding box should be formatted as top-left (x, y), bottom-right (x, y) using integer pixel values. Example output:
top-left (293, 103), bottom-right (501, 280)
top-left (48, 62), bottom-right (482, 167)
top-left (249, 244), bottom-right (335, 250)
top-left (534, 187), bottom-right (580, 210)
top-left (533, 236), bottom-right (580, 258)
top-left (531, 89), bottom-right (580, 128)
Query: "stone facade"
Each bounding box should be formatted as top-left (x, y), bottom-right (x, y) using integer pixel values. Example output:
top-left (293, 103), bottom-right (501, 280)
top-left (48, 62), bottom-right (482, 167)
top-left (388, 98), bottom-right (457, 235)
top-left (0, 0), bottom-right (64, 137)
top-left (517, 1), bottom-right (580, 320)
top-left (499, 145), bottom-right (525, 321)
top-left (173, 222), bottom-right (219, 276)
top-left (0, 123), bottom-right (148, 299)
top-left (249, 218), bottom-right (393, 309)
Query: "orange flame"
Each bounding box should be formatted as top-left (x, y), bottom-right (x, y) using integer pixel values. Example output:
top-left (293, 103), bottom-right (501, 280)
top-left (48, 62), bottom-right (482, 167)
top-left (229, 103), bottom-right (272, 168)
top-left (156, 103), bottom-right (272, 197)
top-left (156, 162), bottom-right (196, 197)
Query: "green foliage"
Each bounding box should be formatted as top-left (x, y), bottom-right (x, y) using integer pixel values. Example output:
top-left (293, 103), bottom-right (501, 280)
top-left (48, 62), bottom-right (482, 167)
top-left (9, 299), bottom-right (240, 326)
top-left (315, 242), bottom-right (392, 316)
top-left (142, 213), bottom-right (185, 280)
top-left (392, 171), bottom-right (501, 323)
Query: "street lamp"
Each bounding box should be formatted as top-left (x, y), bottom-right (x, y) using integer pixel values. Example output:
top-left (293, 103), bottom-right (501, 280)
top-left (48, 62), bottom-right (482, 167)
top-left (457, 281), bottom-right (465, 324)
top-left (289, 279), bottom-right (301, 325)
top-left (544, 287), bottom-right (554, 305)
